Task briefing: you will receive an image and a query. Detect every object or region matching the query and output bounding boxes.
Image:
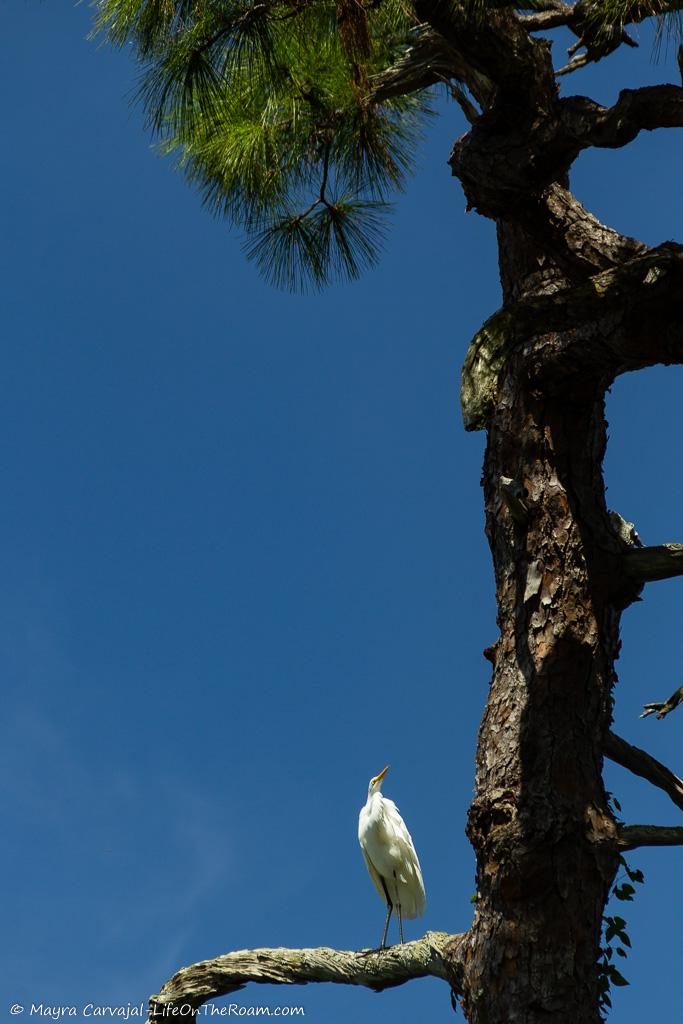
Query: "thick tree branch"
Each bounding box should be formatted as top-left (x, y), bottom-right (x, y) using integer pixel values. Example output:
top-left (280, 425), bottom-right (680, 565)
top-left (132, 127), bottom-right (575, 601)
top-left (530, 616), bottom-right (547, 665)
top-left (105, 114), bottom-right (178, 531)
top-left (642, 684), bottom-right (683, 720)
top-left (617, 824), bottom-right (683, 851)
top-left (461, 242), bottom-right (683, 430)
top-left (149, 931), bottom-right (463, 1020)
top-left (561, 85), bottom-right (683, 150)
top-left (623, 544), bottom-right (683, 583)
top-left (493, 188), bottom-right (644, 304)
top-left (603, 730), bottom-right (683, 813)
top-left (535, 184), bottom-right (645, 272)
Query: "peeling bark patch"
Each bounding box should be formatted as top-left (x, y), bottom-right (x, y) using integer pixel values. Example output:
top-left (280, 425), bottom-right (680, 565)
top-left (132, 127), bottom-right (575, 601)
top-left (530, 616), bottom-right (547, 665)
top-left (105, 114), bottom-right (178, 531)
top-left (524, 560), bottom-right (544, 602)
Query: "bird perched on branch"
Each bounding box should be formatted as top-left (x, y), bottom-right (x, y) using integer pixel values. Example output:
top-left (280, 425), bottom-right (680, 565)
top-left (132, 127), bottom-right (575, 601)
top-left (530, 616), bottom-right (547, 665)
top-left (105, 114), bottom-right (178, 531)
top-left (358, 765), bottom-right (426, 948)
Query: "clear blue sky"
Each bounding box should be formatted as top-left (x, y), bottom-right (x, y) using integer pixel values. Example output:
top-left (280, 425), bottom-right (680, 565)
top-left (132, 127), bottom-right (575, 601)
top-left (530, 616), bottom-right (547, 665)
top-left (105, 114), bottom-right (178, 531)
top-left (2, 5), bottom-right (682, 1022)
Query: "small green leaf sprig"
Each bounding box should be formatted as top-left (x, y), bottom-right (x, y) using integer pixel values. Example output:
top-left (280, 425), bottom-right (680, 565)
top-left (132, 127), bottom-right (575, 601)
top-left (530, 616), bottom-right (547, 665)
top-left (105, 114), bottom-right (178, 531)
top-left (598, 798), bottom-right (645, 1017)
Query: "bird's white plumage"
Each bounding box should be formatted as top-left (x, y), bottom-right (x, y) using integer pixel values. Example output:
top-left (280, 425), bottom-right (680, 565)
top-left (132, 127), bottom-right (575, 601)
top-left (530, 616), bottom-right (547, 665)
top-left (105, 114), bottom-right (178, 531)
top-left (358, 767), bottom-right (425, 945)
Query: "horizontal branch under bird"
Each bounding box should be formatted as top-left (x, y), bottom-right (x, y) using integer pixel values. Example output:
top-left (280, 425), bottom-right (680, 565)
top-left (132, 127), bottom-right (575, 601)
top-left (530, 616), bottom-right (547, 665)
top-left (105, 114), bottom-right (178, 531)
top-left (146, 730), bottom-right (681, 1020)
top-left (603, 730), bottom-right (683, 814)
top-left (148, 932), bottom-right (462, 1021)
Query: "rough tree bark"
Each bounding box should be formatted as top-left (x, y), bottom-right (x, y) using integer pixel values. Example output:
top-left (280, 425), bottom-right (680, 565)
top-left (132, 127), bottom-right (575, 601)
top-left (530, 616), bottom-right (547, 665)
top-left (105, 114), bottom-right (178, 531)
top-left (439, 11), bottom-right (683, 1020)
top-left (146, 4), bottom-right (683, 1022)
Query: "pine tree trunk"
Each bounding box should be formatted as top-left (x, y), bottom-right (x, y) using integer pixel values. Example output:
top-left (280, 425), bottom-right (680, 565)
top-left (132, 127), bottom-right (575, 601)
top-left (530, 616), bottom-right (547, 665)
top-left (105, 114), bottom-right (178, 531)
top-left (417, 12), bottom-right (683, 1017)
top-left (459, 322), bottom-right (621, 1021)
top-left (446, 169), bottom-right (683, 1020)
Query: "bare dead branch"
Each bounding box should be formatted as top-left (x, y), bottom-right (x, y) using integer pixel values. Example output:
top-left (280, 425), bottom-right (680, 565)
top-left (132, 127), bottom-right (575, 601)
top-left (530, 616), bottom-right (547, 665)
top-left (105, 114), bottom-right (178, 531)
top-left (623, 544), bottom-right (683, 583)
top-left (555, 27), bottom-right (638, 77)
top-left (149, 931), bottom-right (463, 1021)
top-left (642, 684), bottom-right (683, 720)
top-left (603, 730), bottom-right (683, 814)
top-left (617, 824), bottom-right (683, 851)
top-left (556, 49), bottom-right (593, 76)
top-left (515, 0), bottom-right (642, 79)
top-left (517, 0), bottom-right (638, 75)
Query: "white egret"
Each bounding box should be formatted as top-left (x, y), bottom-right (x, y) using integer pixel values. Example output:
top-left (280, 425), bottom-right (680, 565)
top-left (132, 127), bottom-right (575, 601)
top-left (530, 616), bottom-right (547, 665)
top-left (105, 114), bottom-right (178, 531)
top-left (358, 765), bottom-right (426, 948)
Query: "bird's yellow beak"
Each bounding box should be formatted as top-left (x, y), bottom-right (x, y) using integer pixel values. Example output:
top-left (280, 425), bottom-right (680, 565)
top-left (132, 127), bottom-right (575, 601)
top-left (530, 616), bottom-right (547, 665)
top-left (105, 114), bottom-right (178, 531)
top-left (373, 765), bottom-right (390, 785)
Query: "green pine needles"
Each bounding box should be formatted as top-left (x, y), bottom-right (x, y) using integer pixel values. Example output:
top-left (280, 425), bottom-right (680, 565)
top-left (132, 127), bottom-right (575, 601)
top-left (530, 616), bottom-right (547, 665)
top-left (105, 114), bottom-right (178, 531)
top-left (95, 0), bottom-right (430, 289)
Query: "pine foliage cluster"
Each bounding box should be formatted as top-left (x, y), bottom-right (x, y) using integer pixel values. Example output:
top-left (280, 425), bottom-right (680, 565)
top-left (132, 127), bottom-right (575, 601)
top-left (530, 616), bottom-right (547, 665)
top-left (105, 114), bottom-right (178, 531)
top-left (96, 0), bottom-right (431, 288)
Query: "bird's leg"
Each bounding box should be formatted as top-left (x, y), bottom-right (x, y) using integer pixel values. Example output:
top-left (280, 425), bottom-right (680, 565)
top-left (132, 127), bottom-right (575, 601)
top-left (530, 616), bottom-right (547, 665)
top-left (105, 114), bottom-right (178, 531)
top-left (392, 870), bottom-right (404, 944)
top-left (380, 901), bottom-right (393, 949)
top-left (379, 876), bottom-right (393, 949)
